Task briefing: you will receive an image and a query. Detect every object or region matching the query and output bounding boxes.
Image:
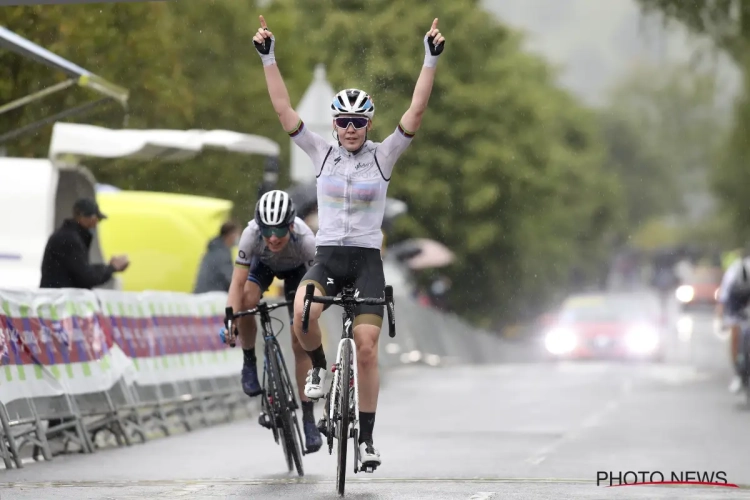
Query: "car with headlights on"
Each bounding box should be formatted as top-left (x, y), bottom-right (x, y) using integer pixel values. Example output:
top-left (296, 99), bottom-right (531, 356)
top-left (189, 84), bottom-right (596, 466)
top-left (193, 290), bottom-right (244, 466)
top-left (674, 265), bottom-right (721, 311)
top-left (542, 292), bottom-right (665, 362)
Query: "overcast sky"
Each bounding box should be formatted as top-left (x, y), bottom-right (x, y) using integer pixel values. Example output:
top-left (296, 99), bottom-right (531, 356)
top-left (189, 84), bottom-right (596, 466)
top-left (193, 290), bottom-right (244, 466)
top-left (482, 0), bottom-right (741, 108)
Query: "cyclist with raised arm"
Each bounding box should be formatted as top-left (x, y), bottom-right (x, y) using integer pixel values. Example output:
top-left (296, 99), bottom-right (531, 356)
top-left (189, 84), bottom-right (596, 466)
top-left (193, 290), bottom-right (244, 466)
top-left (224, 189), bottom-right (322, 452)
top-left (252, 15), bottom-right (445, 468)
top-left (716, 245), bottom-right (750, 394)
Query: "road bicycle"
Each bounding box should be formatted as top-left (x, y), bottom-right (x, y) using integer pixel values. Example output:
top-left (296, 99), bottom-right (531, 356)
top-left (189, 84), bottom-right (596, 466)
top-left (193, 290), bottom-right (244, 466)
top-left (301, 283), bottom-right (396, 496)
top-left (223, 299), bottom-right (305, 476)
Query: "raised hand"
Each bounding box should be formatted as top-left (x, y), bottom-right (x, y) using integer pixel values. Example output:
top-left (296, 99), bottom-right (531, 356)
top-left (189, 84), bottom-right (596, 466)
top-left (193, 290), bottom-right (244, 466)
top-left (424, 18), bottom-right (445, 67)
top-left (253, 15), bottom-right (276, 65)
top-left (425, 18), bottom-right (445, 55)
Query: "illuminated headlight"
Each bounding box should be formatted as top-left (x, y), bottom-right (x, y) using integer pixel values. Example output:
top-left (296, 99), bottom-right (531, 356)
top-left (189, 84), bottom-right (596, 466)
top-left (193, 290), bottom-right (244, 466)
top-left (544, 328), bottom-right (577, 355)
top-left (625, 326), bottom-right (659, 354)
top-left (675, 285), bottom-right (694, 303)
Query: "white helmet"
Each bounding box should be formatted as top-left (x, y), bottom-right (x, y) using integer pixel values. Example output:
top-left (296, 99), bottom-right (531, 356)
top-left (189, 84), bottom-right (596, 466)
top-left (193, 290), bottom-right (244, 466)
top-left (330, 88), bottom-right (375, 119)
top-left (254, 190), bottom-right (296, 227)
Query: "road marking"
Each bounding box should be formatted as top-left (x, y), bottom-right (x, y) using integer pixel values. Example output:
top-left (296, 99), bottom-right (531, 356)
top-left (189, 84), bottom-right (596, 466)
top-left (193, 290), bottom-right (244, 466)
top-left (644, 365), bottom-right (711, 385)
top-left (0, 478), bottom-right (600, 488)
top-left (164, 484), bottom-right (211, 496)
top-left (469, 493), bottom-right (496, 499)
top-left (555, 362), bottom-right (610, 374)
top-left (524, 398), bottom-right (621, 466)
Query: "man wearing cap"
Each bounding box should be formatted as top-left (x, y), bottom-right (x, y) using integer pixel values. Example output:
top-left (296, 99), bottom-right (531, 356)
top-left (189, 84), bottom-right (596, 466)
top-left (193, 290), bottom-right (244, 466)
top-left (40, 198), bottom-right (129, 289)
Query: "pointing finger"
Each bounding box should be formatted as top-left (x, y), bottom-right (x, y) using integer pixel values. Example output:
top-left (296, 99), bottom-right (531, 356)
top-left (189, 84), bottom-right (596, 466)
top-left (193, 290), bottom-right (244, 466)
top-left (431, 18), bottom-right (438, 31)
top-left (259, 15), bottom-right (267, 29)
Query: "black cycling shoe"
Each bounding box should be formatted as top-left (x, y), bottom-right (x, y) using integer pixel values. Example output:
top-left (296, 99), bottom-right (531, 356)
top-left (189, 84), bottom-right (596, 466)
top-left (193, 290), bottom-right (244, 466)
top-left (258, 412), bottom-right (280, 429)
top-left (317, 415), bottom-right (329, 437)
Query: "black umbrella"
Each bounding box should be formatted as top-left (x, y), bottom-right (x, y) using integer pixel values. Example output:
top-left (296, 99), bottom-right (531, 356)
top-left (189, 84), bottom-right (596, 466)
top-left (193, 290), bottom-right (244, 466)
top-left (287, 182), bottom-right (318, 219)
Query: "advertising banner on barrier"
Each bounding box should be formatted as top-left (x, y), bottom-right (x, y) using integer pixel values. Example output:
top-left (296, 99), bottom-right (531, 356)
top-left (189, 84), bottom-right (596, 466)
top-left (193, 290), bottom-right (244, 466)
top-left (0, 284), bottom-right (496, 408)
top-left (94, 289), bottom-right (241, 386)
top-left (0, 288), bottom-right (129, 405)
top-left (0, 287), bottom-right (245, 405)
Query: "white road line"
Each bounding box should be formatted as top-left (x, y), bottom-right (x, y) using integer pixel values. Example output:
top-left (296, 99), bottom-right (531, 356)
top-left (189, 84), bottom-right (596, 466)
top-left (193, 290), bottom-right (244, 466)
top-left (163, 484), bottom-right (211, 497)
top-left (524, 388), bottom-right (625, 466)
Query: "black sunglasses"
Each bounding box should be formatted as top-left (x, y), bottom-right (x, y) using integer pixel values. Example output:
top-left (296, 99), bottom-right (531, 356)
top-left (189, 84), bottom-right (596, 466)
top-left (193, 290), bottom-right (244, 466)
top-left (334, 117), bottom-right (369, 129)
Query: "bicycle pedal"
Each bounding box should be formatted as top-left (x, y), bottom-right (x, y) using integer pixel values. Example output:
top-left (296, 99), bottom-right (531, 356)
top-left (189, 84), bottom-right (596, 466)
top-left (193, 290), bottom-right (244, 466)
top-left (361, 463), bottom-right (378, 473)
top-left (257, 413), bottom-right (273, 429)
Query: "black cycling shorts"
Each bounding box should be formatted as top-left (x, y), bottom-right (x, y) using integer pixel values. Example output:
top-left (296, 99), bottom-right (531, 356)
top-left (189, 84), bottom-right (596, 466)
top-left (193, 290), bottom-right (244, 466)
top-left (300, 246), bottom-right (385, 328)
top-left (247, 260), bottom-right (307, 319)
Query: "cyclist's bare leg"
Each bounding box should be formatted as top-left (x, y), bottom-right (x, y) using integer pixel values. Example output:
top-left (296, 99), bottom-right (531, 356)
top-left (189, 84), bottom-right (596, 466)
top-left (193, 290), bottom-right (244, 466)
top-left (292, 282), bottom-right (324, 351)
top-left (240, 281), bottom-right (261, 348)
top-left (293, 282), bottom-right (329, 400)
top-left (353, 316), bottom-right (382, 465)
top-left (291, 333), bottom-right (313, 403)
top-left (353, 322), bottom-right (380, 413)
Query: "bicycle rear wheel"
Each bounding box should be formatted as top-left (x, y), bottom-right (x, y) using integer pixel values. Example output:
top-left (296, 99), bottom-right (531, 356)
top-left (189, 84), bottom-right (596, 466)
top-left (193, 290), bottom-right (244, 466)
top-left (268, 341), bottom-right (304, 476)
top-left (276, 342), bottom-right (305, 476)
top-left (336, 341), bottom-right (352, 496)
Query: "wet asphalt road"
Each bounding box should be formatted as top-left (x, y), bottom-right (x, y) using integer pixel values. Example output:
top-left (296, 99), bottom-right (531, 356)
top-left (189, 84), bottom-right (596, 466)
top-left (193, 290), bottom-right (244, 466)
top-left (3, 307), bottom-right (750, 499)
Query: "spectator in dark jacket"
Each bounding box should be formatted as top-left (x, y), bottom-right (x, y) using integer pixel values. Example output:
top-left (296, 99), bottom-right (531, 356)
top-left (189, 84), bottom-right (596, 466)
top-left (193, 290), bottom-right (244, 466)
top-left (193, 221), bottom-right (240, 293)
top-left (40, 198), bottom-right (129, 289)
top-left (36, 198), bottom-right (129, 458)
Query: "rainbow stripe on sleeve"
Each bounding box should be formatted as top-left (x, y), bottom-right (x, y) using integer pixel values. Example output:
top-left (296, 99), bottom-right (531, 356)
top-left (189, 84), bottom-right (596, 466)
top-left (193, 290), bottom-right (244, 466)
top-left (288, 120), bottom-right (305, 137)
top-left (398, 122), bottom-right (415, 138)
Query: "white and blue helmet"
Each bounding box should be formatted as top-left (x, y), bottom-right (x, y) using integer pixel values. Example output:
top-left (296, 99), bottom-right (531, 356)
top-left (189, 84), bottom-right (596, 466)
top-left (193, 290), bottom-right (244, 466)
top-left (330, 88), bottom-right (375, 119)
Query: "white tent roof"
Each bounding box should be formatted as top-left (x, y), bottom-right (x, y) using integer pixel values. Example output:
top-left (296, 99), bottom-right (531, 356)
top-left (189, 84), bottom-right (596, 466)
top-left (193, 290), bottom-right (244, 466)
top-left (48, 122), bottom-right (280, 164)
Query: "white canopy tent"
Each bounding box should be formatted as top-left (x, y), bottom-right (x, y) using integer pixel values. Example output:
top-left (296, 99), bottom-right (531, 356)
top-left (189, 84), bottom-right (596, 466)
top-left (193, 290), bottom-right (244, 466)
top-left (48, 122), bottom-right (281, 164)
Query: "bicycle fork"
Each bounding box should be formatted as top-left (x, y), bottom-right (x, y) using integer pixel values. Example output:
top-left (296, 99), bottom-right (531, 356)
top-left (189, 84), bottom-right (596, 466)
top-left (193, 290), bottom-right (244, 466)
top-left (328, 337), bottom-right (358, 427)
top-left (326, 337), bottom-right (368, 468)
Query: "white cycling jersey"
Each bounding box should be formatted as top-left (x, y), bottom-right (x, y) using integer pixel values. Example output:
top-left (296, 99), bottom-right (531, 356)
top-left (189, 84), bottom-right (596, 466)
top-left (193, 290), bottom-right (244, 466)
top-left (718, 257), bottom-right (750, 304)
top-left (289, 120), bottom-right (414, 250)
top-left (235, 217), bottom-right (316, 271)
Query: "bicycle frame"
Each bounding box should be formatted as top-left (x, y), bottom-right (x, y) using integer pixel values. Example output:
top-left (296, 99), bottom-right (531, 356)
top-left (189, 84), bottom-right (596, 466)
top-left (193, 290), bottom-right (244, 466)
top-left (328, 296), bottom-right (362, 456)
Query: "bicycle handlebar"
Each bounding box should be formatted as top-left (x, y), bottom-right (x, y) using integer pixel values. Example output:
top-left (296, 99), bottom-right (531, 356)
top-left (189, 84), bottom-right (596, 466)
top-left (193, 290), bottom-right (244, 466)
top-left (222, 300), bottom-right (294, 348)
top-left (226, 300), bottom-right (293, 320)
top-left (301, 283), bottom-right (396, 338)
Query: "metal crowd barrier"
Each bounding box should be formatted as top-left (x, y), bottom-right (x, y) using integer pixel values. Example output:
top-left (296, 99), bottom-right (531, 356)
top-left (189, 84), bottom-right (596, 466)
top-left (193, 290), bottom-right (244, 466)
top-left (0, 285), bottom-right (509, 469)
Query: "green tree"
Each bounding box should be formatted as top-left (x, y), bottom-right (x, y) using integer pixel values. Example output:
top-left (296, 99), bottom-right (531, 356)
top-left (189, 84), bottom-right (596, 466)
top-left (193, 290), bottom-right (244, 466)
top-left (599, 113), bottom-right (673, 229)
top-left (0, 3), bottom-right (192, 156)
top-left (261, 0), bottom-right (626, 323)
top-left (605, 61), bottom-right (727, 220)
top-left (712, 83), bottom-right (750, 241)
top-left (0, 0), bottom-right (628, 326)
top-left (635, 0), bottom-right (748, 63)
top-left (633, 2), bottom-right (748, 243)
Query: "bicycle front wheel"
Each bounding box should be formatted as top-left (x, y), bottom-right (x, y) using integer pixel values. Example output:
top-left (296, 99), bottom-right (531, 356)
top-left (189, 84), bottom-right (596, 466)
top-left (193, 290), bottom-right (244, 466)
top-left (336, 341), bottom-right (352, 496)
top-left (268, 341), bottom-right (304, 476)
